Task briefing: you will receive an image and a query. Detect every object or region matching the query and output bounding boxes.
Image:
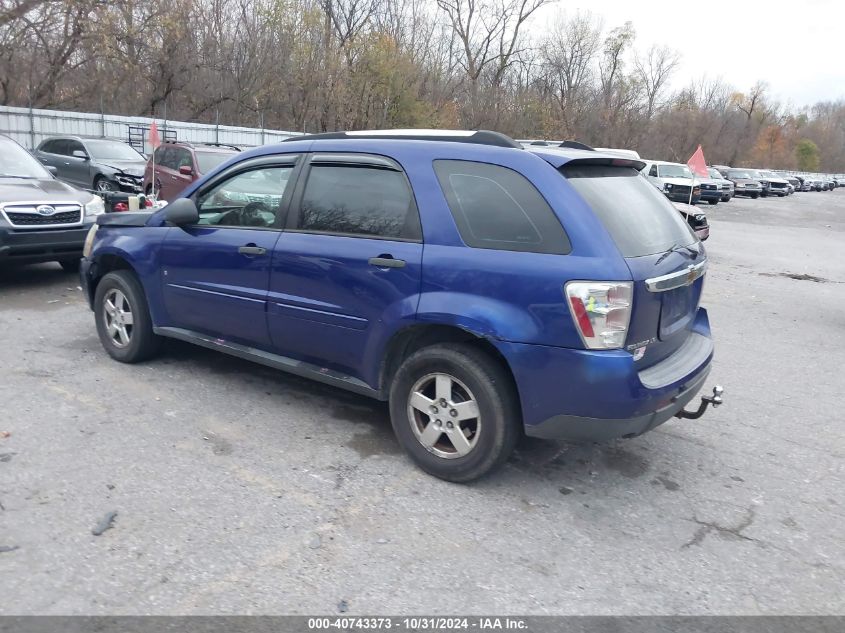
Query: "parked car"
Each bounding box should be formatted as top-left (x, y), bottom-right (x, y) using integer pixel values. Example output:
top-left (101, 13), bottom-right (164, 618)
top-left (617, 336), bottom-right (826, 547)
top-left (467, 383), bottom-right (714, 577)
top-left (794, 176), bottom-right (812, 192)
top-left (822, 175), bottom-right (836, 190)
top-left (783, 175), bottom-right (801, 193)
top-left (804, 176), bottom-right (824, 191)
top-left (79, 130), bottom-right (721, 482)
top-left (758, 170), bottom-right (789, 196)
top-left (35, 136), bottom-right (146, 194)
top-left (0, 134), bottom-right (104, 270)
top-left (143, 141), bottom-right (240, 201)
top-left (640, 160), bottom-right (702, 204)
top-left (723, 168), bottom-right (763, 198)
top-left (672, 202), bottom-right (709, 240)
top-left (707, 167), bottom-right (734, 202)
top-left (743, 169), bottom-right (773, 196)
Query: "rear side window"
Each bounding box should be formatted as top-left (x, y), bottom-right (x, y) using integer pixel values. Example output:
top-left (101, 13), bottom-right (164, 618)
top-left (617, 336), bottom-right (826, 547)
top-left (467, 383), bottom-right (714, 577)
top-left (295, 164), bottom-right (420, 240)
top-left (433, 160), bottom-right (570, 254)
top-left (562, 165), bottom-right (695, 257)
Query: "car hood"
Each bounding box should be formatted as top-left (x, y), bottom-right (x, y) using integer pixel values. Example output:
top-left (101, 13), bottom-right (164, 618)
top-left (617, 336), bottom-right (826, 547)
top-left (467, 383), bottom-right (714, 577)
top-left (730, 178), bottom-right (760, 186)
top-left (0, 177), bottom-right (93, 205)
top-left (97, 159), bottom-right (146, 177)
top-left (765, 177), bottom-right (789, 184)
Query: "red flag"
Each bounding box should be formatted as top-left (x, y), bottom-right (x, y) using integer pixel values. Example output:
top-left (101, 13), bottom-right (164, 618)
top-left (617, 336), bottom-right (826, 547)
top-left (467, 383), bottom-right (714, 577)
top-left (149, 120), bottom-right (161, 150)
top-left (687, 144), bottom-right (709, 178)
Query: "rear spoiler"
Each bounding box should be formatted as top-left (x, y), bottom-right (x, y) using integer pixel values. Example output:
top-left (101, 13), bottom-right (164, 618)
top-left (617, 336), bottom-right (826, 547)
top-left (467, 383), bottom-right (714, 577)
top-left (561, 157), bottom-right (646, 171)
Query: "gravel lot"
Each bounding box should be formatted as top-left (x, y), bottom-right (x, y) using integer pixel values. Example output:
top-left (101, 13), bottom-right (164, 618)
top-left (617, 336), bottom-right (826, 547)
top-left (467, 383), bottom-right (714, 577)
top-left (1, 191), bottom-right (843, 615)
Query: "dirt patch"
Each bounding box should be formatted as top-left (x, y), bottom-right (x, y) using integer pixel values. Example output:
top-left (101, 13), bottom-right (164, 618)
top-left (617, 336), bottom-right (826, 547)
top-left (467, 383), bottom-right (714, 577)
top-left (759, 272), bottom-right (835, 283)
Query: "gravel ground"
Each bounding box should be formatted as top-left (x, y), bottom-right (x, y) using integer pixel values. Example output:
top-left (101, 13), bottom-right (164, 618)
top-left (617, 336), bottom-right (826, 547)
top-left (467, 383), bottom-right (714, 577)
top-left (0, 190), bottom-right (843, 615)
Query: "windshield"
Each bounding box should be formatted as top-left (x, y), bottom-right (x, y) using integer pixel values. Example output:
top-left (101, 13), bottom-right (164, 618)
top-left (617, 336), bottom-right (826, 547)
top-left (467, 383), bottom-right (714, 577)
top-left (760, 171), bottom-right (778, 178)
top-left (707, 168), bottom-right (723, 179)
top-left (746, 169), bottom-right (763, 178)
top-left (563, 165), bottom-right (695, 257)
top-left (0, 137), bottom-right (52, 179)
top-left (727, 170), bottom-right (752, 179)
top-left (660, 164), bottom-right (692, 178)
top-left (85, 140), bottom-right (144, 161)
top-left (195, 151), bottom-right (235, 174)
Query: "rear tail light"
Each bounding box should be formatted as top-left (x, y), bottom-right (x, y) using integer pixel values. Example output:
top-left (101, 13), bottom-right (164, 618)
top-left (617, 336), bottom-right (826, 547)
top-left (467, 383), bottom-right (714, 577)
top-left (565, 281), bottom-right (633, 350)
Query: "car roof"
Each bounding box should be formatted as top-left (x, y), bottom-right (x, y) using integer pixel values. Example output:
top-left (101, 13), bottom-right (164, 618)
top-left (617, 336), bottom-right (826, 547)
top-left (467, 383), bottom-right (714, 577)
top-left (234, 134), bottom-right (645, 171)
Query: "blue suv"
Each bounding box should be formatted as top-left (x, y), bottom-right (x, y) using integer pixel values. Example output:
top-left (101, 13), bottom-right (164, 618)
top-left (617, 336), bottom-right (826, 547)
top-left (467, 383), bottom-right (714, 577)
top-left (80, 131), bottom-right (721, 482)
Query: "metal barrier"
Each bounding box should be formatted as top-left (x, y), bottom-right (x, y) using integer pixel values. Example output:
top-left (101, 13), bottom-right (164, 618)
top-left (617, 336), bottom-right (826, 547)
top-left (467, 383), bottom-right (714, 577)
top-left (0, 105), bottom-right (303, 151)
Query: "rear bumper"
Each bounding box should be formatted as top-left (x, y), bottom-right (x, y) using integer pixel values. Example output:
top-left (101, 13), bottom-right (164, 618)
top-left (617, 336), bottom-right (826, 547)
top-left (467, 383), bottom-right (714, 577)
top-left (526, 366), bottom-right (710, 441)
top-left (0, 224), bottom-right (92, 264)
top-left (498, 308), bottom-right (715, 441)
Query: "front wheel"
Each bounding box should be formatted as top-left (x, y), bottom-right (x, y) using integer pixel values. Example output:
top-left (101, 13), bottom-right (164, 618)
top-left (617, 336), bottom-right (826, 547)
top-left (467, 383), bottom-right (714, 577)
top-left (751, 193), bottom-right (759, 199)
top-left (389, 344), bottom-right (521, 482)
top-left (708, 199), bottom-right (718, 205)
top-left (94, 270), bottom-right (161, 363)
top-left (95, 177), bottom-right (119, 193)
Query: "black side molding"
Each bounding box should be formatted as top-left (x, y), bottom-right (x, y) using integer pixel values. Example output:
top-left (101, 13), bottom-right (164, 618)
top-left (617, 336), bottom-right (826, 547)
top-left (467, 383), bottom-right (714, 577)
top-left (153, 327), bottom-right (385, 400)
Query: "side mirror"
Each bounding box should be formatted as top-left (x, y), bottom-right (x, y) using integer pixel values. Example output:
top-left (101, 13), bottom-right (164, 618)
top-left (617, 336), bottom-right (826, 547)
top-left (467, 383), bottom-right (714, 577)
top-left (72, 150), bottom-right (88, 160)
top-left (164, 198), bottom-right (199, 226)
top-left (46, 165), bottom-right (58, 176)
top-left (178, 165), bottom-right (193, 176)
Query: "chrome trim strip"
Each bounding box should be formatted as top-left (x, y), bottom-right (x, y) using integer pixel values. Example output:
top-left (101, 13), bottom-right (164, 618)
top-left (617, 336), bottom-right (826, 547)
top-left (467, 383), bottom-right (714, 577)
top-left (645, 259), bottom-right (708, 293)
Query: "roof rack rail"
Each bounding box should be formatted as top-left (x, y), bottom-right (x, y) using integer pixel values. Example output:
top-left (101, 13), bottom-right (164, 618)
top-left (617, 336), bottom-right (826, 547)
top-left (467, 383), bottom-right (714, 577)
top-left (558, 140), bottom-right (594, 151)
top-left (199, 142), bottom-right (242, 151)
top-left (284, 129), bottom-right (522, 149)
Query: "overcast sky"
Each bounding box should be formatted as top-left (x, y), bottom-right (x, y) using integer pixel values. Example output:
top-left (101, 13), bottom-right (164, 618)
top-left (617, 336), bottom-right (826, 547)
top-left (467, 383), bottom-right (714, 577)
top-left (536, 0), bottom-right (843, 107)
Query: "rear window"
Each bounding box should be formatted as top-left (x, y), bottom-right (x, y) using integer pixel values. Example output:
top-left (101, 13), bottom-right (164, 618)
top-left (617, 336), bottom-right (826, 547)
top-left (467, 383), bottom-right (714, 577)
top-left (433, 160), bottom-right (571, 254)
top-left (562, 165), bottom-right (695, 257)
top-left (196, 151), bottom-right (234, 174)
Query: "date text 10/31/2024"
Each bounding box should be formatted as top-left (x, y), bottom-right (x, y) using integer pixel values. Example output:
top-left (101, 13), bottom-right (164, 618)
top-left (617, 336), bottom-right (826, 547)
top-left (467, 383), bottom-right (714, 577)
top-left (307, 617), bottom-right (528, 630)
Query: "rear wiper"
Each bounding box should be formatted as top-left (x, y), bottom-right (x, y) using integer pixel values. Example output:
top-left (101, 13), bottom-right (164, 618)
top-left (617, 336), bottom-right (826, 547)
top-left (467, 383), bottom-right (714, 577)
top-left (654, 243), bottom-right (698, 266)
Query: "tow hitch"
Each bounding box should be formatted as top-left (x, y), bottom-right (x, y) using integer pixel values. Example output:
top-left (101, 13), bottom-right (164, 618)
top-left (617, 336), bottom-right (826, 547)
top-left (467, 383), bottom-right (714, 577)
top-left (675, 385), bottom-right (723, 420)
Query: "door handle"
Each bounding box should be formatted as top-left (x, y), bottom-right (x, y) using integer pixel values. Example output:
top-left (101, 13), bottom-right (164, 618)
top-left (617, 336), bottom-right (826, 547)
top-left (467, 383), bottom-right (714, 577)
top-left (238, 245), bottom-right (267, 256)
top-left (369, 256), bottom-right (405, 268)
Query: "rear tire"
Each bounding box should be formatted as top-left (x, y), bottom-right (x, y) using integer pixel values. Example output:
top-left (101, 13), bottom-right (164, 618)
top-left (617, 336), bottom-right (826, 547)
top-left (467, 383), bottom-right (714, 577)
top-left (94, 270), bottom-right (161, 363)
top-left (388, 343), bottom-right (521, 482)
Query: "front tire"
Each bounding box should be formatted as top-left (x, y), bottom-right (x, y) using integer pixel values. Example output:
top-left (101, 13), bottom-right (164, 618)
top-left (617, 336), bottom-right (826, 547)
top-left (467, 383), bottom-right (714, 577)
top-left (95, 176), bottom-right (118, 193)
top-left (389, 344), bottom-right (520, 482)
top-left (708, 199), bottom-right (718, 205)
top-left (94, 270), bottom-right (160, 363)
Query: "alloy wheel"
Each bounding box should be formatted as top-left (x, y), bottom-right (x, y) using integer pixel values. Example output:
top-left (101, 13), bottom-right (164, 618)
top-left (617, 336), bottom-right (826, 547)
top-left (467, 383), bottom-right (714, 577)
top-left (407, 372), bottom-right (481, 459)
top-left (103, 288), bottom-right (134, 348)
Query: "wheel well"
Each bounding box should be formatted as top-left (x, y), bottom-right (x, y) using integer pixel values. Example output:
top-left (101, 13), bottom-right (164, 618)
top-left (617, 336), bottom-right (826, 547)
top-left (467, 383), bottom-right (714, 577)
top-left (89, 254), bottom-right (134, 300)
top-left (380, 325), bottom-right (520, 402)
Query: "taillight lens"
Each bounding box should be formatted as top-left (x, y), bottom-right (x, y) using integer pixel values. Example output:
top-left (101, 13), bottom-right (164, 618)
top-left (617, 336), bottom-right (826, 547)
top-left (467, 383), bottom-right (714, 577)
top-left (565, 281), bottom-right (633, 350)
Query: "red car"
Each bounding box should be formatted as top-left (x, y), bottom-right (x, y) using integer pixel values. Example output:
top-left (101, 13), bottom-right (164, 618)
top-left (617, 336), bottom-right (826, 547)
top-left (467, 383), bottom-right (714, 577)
top-left (143, 142), bottom-right (239, 201)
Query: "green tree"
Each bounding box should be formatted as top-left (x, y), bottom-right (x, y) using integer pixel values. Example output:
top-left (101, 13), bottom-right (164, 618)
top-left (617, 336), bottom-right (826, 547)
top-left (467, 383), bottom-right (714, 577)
top-left (795, 139), bottom-right (821, 171)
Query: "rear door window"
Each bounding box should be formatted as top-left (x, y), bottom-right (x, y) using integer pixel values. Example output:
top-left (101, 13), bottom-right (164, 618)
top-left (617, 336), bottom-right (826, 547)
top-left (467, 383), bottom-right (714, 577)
top-left (433, 160), bottom-right (570, 254)
top-left (562, 165), bottom-right (695, 257)
top-left (293, 161), bottom-right (421, 240)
